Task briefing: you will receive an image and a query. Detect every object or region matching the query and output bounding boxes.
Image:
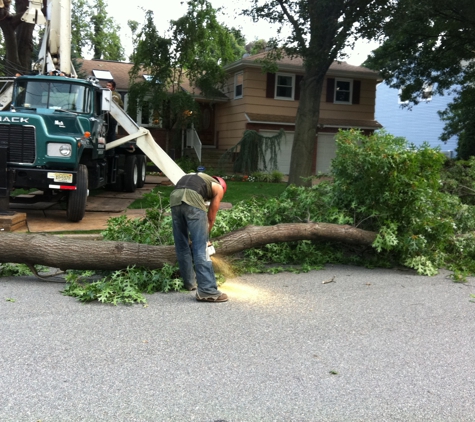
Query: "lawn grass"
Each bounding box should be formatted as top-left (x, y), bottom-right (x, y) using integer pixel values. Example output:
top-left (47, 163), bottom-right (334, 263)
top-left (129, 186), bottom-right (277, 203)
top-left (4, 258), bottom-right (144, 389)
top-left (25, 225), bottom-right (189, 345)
top-left (128, 180), bottom-right (288, 209)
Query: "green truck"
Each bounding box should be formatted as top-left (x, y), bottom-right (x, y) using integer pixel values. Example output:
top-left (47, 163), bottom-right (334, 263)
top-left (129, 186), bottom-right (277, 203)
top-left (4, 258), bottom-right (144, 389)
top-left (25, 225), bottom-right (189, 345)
top-left (0, 74), bottom-right (146, 221)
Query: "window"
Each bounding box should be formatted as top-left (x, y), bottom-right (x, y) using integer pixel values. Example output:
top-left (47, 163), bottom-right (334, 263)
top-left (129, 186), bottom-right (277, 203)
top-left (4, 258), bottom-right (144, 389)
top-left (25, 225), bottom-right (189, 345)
top-left (137, 100), bottom-right (162, 127)
top-left (334, 79), bottom-right (352, 104)
top-left (326, 78), bottom-right (360, 104)
top-left (234, 72), bottom-right (243, 99)
top-left (275, 73), bottom-right (295, 100)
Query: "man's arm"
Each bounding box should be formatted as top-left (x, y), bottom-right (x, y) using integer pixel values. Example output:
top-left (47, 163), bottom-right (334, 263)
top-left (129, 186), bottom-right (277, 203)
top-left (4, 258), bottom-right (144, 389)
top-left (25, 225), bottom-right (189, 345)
top-left (207, 183), bottom-right (224, 233)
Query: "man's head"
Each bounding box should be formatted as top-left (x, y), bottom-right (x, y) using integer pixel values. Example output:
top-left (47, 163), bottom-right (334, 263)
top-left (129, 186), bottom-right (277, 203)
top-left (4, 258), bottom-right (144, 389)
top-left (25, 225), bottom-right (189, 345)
top-left (106, 80), bottom-right (116, 90)
top-left (213, 176), bottom-right (227, 195)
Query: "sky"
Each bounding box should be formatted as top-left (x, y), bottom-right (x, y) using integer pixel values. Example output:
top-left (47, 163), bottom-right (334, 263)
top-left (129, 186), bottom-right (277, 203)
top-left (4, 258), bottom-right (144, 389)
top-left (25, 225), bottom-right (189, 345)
top-left (106, 1), bottom-right (379, 66)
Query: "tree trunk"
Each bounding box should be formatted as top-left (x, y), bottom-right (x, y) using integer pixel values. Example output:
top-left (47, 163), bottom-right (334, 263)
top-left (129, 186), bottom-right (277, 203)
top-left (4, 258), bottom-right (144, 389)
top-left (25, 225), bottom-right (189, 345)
top-left (0, 0), bottom-right (33, 75)
top-left (0, 223), bottom-right (377, 271)
top-left (288, 73), bottom-right (324, 187)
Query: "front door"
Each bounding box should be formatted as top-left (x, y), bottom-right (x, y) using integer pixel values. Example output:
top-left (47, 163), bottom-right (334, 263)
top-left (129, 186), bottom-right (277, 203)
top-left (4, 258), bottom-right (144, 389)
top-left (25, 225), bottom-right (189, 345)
top-left (196, 103), bottom-right (215, 146)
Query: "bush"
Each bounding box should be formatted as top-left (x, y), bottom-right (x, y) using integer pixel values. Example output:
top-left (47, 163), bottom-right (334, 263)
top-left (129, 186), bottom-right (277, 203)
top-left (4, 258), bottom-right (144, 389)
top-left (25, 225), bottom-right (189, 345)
top-left (331, 129), bottom-right (475, 275)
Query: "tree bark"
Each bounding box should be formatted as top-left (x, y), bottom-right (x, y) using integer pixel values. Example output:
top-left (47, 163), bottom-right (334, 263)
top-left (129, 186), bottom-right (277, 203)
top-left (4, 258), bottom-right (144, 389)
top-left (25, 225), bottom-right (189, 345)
top-left (0, 223), bottom-right (377, 271)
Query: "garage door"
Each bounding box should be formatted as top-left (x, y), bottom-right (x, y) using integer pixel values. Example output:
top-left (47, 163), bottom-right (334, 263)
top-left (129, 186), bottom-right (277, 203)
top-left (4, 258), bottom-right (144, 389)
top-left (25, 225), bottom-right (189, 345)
top-left (259, 131), bottom-right (294, 175)
top-left (316, 133), bottom-right (337, 174)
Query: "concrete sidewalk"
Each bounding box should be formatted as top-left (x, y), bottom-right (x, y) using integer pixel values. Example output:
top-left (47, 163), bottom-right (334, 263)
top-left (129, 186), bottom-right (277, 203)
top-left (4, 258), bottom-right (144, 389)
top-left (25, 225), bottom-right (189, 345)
top-left (1, 265), bottom-right (474, 421)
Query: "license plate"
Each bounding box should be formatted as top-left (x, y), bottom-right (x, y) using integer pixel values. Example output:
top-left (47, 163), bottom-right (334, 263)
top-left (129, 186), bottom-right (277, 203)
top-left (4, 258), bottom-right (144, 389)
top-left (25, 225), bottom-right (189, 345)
top-left (48, 172), bottom-right (73, 183)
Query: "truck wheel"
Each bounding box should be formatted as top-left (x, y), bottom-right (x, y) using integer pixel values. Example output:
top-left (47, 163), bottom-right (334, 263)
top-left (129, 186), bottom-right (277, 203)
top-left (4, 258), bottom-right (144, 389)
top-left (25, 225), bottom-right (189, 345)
top-left (67, 164), bottom-right (88, 222)
top-left (123, 155), bottom-right (138, 192)
top-left (136, 155), bottom-right (147, 188)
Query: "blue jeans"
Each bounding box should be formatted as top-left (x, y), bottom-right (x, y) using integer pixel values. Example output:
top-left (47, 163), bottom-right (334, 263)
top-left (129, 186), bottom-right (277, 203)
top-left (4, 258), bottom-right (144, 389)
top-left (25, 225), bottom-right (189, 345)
top-left (171, 202), bottom-right (221, 298)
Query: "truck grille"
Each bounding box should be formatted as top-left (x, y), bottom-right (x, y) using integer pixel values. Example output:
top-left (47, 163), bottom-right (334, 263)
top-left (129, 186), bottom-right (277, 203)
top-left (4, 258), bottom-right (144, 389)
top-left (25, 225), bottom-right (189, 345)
top-left (0, 124), bottom-right (36, 164)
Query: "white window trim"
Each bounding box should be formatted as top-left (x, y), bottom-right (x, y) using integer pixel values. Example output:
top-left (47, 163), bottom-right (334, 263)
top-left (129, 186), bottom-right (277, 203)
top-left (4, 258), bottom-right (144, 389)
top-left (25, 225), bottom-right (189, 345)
top-left (234, 72), bottom-right (243, 99)
top-left (334, 78), bottom-right (353, 105)
top-left (137, 98), bottom-right (162, 128)
top-left (275, 72), bottom-right (295, 101)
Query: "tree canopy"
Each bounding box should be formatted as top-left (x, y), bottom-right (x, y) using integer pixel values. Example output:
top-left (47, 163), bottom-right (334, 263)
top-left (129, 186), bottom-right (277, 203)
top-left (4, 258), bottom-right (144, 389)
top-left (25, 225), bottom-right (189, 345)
top-left (128, 0), bottom-right (246, 141)
top-left (363, 0), bottom-right (475, 158)
top-left (71, 0), bottom-right (125, 61)
top-left (243, 0), bottom-right (389, 187)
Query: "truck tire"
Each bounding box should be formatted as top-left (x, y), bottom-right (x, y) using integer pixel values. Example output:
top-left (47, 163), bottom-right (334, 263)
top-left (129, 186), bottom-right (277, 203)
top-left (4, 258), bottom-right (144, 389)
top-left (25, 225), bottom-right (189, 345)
top-left (67, 164), bottom-right (88, 222)
top-left (123, 154), bottom-right (138, 192)
top-left (136, 155), bottom-right (147, 188)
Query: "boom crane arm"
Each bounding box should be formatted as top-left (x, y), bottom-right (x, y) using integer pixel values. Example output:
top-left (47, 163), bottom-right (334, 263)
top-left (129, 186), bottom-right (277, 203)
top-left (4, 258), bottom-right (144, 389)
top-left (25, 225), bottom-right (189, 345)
top-left (22, 0), bottom-right (76, 77)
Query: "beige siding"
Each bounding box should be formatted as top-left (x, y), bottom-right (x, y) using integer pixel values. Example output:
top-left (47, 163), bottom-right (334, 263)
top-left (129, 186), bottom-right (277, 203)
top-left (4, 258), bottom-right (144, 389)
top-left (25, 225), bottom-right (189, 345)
top-left (319, 78), bottom-right (377, 122)
top-left (215, 68), bottom-right (378, 150)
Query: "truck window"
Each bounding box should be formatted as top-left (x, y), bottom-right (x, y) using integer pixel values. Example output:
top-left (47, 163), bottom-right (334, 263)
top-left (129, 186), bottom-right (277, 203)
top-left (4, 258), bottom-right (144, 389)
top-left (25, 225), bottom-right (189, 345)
top-left (14, 80), bottom-right (91, 113)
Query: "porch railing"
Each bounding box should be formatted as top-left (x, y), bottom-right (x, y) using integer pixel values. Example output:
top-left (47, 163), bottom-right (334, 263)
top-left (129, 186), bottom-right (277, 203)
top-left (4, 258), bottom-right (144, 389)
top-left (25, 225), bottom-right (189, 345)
top-left (185, 126), bottom-right (202, 163)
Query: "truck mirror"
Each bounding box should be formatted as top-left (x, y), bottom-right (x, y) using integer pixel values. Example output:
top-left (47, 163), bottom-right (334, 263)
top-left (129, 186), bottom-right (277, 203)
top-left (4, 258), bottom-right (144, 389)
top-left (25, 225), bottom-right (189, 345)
top-left (102, 89), bottom-right (112, 112)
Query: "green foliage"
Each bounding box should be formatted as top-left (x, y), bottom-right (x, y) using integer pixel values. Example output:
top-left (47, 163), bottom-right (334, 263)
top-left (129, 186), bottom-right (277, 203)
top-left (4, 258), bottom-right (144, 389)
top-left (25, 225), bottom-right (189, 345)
top-left (102, 201), bottom-right (174, 246)
top-left (11, 129), bottom-right (475, 303)
top-left (439, 87), bottom-right (475, 160)
top-left (128, 1), bottom-right (245, 142)
top-left (62, 265), bottom-right (183, 305)
top-left (176, 155), bottom-right (200, 174)
top-left (331, 130), bottom-right (475, 275)
top-left (440, 158), bottom-right (475, 205)
top-left (219, 129), bottom-right (286, 174)
top-left (250, 170), bottom-right (284, 183)
top-left (169, 0), bottom-right (245, 95)
top-left (363, 0), bottom-right (475, 152)
top-left (71, 0), bottom-right (124, 60)
top-left (0, 263), bottom-right (32, 277)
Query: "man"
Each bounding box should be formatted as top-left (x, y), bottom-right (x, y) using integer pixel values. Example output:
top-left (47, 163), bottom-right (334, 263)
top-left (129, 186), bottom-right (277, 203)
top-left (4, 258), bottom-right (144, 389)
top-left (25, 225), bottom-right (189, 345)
top-left (170, 172), bottom-right (228, 302)
top-left (105, 80), bottom-right (123, 143)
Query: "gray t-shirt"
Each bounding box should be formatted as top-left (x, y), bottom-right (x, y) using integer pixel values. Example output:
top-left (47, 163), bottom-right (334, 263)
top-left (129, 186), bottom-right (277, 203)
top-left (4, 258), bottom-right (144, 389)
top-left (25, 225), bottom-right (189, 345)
top-left (170, 173), bottom-right (217, 212)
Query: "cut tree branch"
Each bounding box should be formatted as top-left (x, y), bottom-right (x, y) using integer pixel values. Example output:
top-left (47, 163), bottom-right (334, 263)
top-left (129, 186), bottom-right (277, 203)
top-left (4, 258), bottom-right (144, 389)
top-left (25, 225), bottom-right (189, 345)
top-left (0, 223), bottom-right (377, 271)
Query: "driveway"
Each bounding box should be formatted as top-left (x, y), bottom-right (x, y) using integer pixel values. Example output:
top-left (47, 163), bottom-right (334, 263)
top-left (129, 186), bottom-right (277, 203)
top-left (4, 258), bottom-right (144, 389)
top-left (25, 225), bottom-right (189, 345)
top-left (1, 265), bottom-right (474, 421)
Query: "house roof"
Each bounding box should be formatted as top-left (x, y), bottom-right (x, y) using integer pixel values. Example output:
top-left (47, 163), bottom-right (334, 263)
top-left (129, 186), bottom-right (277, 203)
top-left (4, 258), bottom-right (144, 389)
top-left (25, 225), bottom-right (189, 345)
top-left (225, 51), bottom-right (381, 80)
top-left (246, 113), bottom-right (382, 130)
top-left (77, 59), bottom-right (228, 101)
top-left (77, 59), bottom-right (140, 90)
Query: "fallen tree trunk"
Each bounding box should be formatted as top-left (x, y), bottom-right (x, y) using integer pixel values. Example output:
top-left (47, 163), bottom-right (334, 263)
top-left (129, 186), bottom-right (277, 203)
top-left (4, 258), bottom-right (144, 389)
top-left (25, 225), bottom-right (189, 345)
top-left (0, 223), bottom-right (377, 271)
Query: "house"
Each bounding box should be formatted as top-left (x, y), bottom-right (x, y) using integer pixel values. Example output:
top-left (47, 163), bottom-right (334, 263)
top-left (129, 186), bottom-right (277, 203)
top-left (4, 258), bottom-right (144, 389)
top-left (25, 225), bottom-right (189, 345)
top-left (78, 55), bottom-right (382, 174)
top-left (375, 83), bottom-right (458, 157)
top-left (218, 52), bottom-right (382, 174)
top-left (78, 59), bottom-right (228, 161)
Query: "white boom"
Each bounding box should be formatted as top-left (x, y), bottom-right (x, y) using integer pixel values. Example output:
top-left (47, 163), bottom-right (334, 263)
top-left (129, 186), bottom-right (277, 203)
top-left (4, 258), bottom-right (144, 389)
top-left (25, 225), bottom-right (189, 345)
top-left (23, 0), bottom-right (75, 77)
top-left (107, 101), bottom-right (185, 185)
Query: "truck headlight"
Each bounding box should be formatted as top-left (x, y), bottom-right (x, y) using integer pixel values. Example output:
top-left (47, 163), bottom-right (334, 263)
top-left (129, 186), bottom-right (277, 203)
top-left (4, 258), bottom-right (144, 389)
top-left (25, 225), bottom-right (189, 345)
top-left (47, 143), bottom-right (72, 157)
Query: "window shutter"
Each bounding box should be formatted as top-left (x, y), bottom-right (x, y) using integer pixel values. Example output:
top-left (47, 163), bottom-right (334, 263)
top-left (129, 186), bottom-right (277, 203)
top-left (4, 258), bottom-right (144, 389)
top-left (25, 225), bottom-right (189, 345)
top-left (295, 75), bottom-right (304, 101)
top-left (266, 73), bottom-right (276, 98)
top-left (352, 80), bottom-right (361, 104)
top-left (326, 78), bottom-right (335, 102)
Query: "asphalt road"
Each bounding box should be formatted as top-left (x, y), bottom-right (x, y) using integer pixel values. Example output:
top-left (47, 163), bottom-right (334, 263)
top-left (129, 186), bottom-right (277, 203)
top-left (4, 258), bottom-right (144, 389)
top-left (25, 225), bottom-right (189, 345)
top-left (1, 265), bottom-right (474, 422)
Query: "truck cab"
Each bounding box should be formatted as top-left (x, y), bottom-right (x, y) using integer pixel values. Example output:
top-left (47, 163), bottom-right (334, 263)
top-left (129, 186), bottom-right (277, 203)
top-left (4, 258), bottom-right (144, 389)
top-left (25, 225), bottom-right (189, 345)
top-left (0, 74), bottom-right (145, 221)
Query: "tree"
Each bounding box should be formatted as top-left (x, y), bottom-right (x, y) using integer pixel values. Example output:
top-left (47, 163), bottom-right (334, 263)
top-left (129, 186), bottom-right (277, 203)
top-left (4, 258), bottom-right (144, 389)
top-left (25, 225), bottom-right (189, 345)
top-left (0, 223), bottom-right (376, 271)
top-left (90, 0), bottom-right (124, 61)
top-left (363, 0), bottom-right (475, 158)
top-left (0, 0), bottom-right (36, 75)
top-left (128, 1), bottom-right (246, 144)
top-left (243, 0), bottom-right (389, 187)
top-left (71, 0), bottom-right (124, 61)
